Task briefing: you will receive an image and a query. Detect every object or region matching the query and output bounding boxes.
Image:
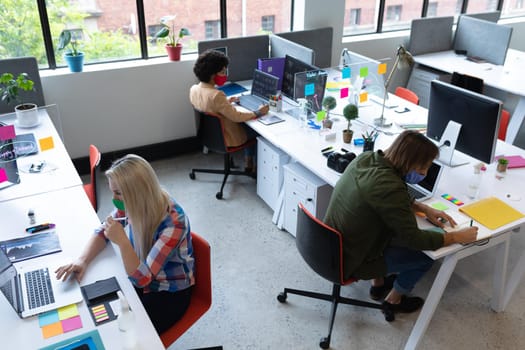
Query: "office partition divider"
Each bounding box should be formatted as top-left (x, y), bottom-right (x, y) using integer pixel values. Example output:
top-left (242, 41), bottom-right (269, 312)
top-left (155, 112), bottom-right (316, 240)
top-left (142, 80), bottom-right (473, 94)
top-left (408, 16), bottom-right (454, 56)
top-left (270, 34), bottom-right (315, 66)
top-left (276, 27), bottom-right (333, 68)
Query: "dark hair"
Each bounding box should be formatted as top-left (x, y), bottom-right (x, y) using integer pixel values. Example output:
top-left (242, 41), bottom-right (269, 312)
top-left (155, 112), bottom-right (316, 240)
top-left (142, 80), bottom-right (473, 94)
top-left (383, 130), bottom-right (439, 175)
top-left (193, 49), bottom-right (229, 82)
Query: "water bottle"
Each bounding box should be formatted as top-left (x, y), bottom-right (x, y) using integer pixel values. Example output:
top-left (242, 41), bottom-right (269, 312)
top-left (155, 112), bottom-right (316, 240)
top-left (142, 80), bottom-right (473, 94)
top-left (117, 291), bottom-right (137, 349)
top-left (467, 163), bottom-right (484, 199)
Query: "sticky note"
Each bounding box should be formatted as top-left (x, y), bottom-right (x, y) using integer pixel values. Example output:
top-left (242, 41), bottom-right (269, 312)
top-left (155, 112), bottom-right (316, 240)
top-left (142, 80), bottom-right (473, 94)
top-left (39, 310), bottom-right (60, 327)
top-left (304, 83), bottom-right (314, 96)
top-left (359, 66), bottom-right (369, 77)
top-left (316, 110), bottom-right (326, 121)
top-left (91, 304), bottom-right (109, 323)
top-left (359, 91), bottom-right (368, 103)
top-left (61, 315), bottom-right (83, 332)
top-left (42, 322), bottom-right (63, 339)
top-left (342, 66), bottom-right (351, 79)
top-left (0, 125), bottom-right (16, 141)
top-left (0, 169), bottom-right (7, 183)
top-left (58, 303), bottom-right (79, 320)
top-left (441, 194), bottom-right (464, 206)
top-left (431, 202), bottom-right (449, 211)
top-left (378, 63), bottom-right (387, 75)
top-left (340, 87), bottom-right (349, 98)
top-left (39, 136), bottom-right (54, 151)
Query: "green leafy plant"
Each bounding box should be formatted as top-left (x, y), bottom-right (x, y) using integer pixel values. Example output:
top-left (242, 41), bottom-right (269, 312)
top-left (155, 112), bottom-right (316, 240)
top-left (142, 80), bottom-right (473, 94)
top-left (343, 103), bottom-right (359, 130)
top-left (322, 96), bottom-right (337, 117)
top-left (498, 157), bottom-right (509, 165)
top-left (58, 29), bottom-right (81, 56)
top-left (154, 15), bottom-right (191, 46)
top-left (0, 72), bottom-right (35, 106)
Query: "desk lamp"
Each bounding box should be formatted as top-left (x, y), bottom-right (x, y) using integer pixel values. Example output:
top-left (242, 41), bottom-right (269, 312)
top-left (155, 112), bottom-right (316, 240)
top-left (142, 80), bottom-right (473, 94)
top-left (374, 45), bottom-right (414, 127)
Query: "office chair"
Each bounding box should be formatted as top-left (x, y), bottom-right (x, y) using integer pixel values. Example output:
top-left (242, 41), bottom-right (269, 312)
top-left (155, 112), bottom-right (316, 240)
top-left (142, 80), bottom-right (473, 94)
top-left (277, 203), bottom-right (394, 349)
top-left (160, 232), bottom-right (212, 348)
top-left (498, 109), bottom-right (510, 141)
top-left (395, 86), bottom-right (419, 105)
top-left (189, 109), bottom-right (256, 200)
top-left (83, 144), bottom-right (101, 212)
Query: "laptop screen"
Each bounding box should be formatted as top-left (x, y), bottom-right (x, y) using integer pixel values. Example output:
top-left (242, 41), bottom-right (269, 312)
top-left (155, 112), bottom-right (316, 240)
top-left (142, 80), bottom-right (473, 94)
top-left (416, 161), bottom-right (442, 192)
top-left (251, 69), bottom-right (279, 100)
top-left (0, 249), bottom-right (19, 313)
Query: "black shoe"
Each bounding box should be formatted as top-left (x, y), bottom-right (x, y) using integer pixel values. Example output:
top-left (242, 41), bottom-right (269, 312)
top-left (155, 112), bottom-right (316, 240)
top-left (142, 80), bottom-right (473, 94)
top-left (382, 295), bottom-right (424, 314)
top-left (369, 274), bottom-right (397, 300)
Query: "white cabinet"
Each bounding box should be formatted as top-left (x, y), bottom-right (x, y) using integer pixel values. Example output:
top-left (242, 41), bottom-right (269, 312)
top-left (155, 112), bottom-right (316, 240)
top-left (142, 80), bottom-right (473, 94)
top-left (407, 65), bottom-right (443, 108)
top-left (283, 162), bottom-right (332, 237)
top-left (256, 137), bottom-right (290, 211)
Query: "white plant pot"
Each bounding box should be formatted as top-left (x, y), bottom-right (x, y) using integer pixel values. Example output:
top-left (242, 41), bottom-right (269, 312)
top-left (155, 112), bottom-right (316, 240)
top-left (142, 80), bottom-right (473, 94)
top-left (15, 103), bottom-right (39, 127)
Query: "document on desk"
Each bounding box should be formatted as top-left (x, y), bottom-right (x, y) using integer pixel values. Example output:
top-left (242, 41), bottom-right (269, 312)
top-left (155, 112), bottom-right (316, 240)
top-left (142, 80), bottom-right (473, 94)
top-left (459, 197), bottom-right (525, 230)
top-left (258, 114), bottom-right (284, 126)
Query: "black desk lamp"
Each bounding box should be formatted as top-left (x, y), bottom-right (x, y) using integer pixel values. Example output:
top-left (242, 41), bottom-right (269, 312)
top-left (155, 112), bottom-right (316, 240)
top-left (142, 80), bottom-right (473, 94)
top-left (374, 45), bottom-right (414, 127)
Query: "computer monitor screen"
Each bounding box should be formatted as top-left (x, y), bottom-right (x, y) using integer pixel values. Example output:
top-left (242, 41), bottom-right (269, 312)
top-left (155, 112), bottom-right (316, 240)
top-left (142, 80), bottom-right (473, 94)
top-left (293, 69), bottom-right (327, 113)
top-left (281, 54), bottom-right (320, 101)
top-left (427, 80), bottom-right (501, 164)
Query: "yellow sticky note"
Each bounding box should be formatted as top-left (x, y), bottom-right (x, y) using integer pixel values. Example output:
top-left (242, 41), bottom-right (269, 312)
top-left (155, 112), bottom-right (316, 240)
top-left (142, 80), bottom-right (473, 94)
top-left (58, 303), bottom-right (79, 320)
top-left (41, 322), bottom-right (63, 338)
top-left (359, 91), bottom-right (368, 103)
top-left (316, 110), bottom-right (326, 121)
top-left (39, 136), bottom-right (55, 151)
top-left (378, 63), bottom-right (387, 75)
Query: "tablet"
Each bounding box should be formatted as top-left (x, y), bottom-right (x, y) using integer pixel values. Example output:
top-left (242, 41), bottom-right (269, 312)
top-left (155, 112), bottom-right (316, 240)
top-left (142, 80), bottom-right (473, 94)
top-left (258, 114), bottom-right (284, 125)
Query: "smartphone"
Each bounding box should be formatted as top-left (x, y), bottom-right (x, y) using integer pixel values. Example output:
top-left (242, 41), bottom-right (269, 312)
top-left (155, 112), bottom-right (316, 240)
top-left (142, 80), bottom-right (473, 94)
top-left (29, 161), bottom-right (45, 173)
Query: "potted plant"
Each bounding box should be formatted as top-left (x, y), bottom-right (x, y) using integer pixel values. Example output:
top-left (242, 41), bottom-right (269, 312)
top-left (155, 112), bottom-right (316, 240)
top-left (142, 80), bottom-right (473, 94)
top-left (58, 29), bottom-right (84, 72)
top-left (497, 157), bottom-right (509, 174)
top-left (0, 72), bottom-right (39, 127)
top-left (342, 103), bottom-right (359, 143)
top-left (154, 15), bottom-right (191, 61)
top-left (321, 96), bottom-right (337, 129)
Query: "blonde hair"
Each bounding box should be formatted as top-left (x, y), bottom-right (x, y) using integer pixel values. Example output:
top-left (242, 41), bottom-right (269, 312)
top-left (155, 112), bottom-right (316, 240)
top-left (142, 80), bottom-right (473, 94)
top-left (105, 154), bottom-right (169, 260)
top-left (383, 130), bottom-right (439, 175)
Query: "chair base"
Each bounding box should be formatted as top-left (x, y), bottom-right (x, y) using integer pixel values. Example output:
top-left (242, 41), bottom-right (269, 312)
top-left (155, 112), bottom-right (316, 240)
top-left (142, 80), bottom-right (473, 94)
top-left (277, 284), bottom-right (394, 349)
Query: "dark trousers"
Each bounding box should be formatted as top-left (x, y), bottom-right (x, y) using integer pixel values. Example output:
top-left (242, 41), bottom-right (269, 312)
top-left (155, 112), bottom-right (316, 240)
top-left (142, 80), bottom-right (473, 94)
top-left (134, 286), bottom-right (193, 334)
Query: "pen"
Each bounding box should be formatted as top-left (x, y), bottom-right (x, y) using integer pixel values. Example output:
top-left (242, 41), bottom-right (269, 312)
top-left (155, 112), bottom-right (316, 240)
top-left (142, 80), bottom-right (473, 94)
top-left (26, 223), bottom-right (55, 233)
top-left (113, 217), bottom-right (128, 221)
top-left (470, 220), bottom-right (473, 227)
top-left (321, 146), bottom-right (333, 153)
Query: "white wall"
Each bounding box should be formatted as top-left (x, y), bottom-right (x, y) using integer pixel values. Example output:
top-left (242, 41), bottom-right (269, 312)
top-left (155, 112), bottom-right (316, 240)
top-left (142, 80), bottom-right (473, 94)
top-left (39, 1), bottom-right (525, 159)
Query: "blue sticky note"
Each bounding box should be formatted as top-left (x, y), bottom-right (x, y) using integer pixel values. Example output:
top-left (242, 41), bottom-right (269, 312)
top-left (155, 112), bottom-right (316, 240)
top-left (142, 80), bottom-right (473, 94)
top-left (304, 83), bottom-right (315, 96)
top-left (39, 310), bottom-right (59, 327)
top-left (342, 67), bottom-right (351, 79)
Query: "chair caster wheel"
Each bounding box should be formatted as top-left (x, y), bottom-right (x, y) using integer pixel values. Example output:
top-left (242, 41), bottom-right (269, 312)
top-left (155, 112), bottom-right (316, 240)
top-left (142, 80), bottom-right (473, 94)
top-left (216, 192), bottom-right (223, 200)
top-left (319, 337), bottom-right (330, 349)
top-left (189, 172), bottom-right (195, 180)
top-left (277, 292), bottom-right (287, 303)
top-left (384, 310), bottom-right (395, 322)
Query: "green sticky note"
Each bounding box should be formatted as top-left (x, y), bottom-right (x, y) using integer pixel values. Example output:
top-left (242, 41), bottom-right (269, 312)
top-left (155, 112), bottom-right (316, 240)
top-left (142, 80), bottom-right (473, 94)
top-left (316, 110), bottom-right (326, 121)
top-left (431, 202), bottom-right (449, 211)
top-left (359, 66), bottom-right (369, 77)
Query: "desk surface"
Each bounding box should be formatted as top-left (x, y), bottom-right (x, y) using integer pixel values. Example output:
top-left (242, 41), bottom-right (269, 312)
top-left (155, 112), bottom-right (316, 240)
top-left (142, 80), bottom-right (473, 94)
top-left (0, 186), bottom-right (165, 349)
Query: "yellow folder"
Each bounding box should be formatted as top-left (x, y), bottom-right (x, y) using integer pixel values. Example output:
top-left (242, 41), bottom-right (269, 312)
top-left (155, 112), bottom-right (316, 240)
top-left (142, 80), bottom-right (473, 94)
top-left (459, 197), bottom-right (524, 230)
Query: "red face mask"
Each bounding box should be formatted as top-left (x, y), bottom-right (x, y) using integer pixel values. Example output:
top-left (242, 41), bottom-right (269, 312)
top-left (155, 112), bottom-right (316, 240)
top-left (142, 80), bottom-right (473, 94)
top-left (214, 74), bottom-right (228, 87)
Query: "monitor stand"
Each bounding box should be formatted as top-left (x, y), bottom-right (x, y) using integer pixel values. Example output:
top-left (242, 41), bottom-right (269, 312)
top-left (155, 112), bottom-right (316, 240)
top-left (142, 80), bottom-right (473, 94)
top-left (437, 120), bottom-right (470, 167)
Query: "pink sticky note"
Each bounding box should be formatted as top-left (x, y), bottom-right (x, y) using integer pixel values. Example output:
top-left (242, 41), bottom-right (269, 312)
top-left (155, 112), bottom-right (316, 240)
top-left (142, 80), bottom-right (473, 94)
top-left (0, 125), bottom-right (16, 141)
top-left (0, 168), bottom-right (7, 183)
top-left (340, 87), bottom-right (349, 98)
top-left (61, 315), bottom-right (83, 333)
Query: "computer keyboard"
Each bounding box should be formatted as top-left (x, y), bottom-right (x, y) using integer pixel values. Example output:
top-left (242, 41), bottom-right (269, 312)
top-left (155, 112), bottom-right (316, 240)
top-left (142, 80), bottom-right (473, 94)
top-left (407, 186), bottom-right (425, 200)
top-left (238, 95), bottom-right (266, 112)
top-left (25, 268), bottom-right (55, 309)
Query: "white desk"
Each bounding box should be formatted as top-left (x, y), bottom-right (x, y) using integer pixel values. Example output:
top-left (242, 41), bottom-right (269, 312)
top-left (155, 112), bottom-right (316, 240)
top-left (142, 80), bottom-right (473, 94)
top-left (413, 49), bottom-right (525, 145)
top-left (0, 186), bottom-right (165, 350)
top-left (0, 109), bottom-right (82, 203)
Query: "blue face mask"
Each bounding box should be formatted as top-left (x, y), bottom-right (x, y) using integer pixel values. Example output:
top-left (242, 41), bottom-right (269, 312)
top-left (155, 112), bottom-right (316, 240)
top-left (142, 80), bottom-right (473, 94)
top-left (404, 170), bottom-right (426, 184)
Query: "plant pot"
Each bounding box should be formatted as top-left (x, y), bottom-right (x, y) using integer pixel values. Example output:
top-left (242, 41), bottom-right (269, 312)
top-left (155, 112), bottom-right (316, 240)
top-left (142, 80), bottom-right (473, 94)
top-left (15, 103), bottom-right (39, 127)
top-left (64, 52), bottom-right (85, 72)
top-left (342, 129), bottom-right (353, 143)
top-left (322, 118), bottom-right (333, 129)
top-left (363, 139), bottom-right (375, 152)
top-left (165, 44), bottom-right (182, 61)
top-left (497, 162), bottom-right (508, 174)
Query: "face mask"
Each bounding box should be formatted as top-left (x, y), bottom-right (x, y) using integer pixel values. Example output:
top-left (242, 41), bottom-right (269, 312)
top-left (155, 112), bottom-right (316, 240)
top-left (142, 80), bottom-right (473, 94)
top-left (112, 198), bottom-right (125, 211)
top-left (404, 170), bottom-right (426, 184)
top-left (214, 74), bottom-right (228, 87)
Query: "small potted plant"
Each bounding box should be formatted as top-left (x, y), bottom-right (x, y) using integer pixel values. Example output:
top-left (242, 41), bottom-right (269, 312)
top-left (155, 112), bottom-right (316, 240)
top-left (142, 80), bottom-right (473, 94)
top-left (497, 157), bottom-right (509, 174)
top-left (58, 29), bottom-right (84, 72)
top-left (321, 96), bottom-right (337, 129)
top-left (342, 103), bottom-right (359, 143)
top-left (154, 15), bottom-right (191, 61)
top-left (0, 72), bottom-right (39, 127)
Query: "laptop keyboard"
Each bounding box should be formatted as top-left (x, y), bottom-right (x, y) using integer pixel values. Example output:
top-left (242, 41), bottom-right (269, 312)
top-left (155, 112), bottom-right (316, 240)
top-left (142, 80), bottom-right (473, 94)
top-left (24, 268), bottom-right (55, 309)
top-left (407, 186), bottom-right (425, 200)
top-left (238, 95), bottom-right (266, 112)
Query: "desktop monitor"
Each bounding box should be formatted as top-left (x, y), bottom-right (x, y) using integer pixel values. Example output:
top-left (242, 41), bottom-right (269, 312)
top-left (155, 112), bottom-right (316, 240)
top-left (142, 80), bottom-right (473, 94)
top-left (281, 55), bottom-right (320, 102)
top-left (427, 80), bottom-right (501, 165)
top-left (293, 69), bottom-right (327, 113)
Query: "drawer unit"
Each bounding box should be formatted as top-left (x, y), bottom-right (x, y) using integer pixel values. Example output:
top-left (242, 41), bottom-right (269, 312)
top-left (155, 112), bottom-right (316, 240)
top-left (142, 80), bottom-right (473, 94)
top-left (407, 65), bottom-right (442, 108)
top-left (256, 137), bottom-right (290, 211)
top-left (283, 162), bottom-right (332, 237)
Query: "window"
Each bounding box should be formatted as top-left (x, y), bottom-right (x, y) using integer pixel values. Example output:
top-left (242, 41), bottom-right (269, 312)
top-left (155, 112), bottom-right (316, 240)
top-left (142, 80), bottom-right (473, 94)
top-left (349, 8), bottom-right (361, 25)
top-left (428, 2), bottom-right (438, 17)
top-left (261, 15), bottom-right (275, 32)
top-left (226, 1), bottom-right (290, 36)
top-left (502, 0), bottom-right (525, 17)
top-left (205, 20), bottom-right (221, 40)
top-left (467, 0), bottom-right (498, 12)
top-left (383, 1), bottom-right (422, 32)
top-left (343, 1), bottom-right (377, 35)
top-left (386, 5), bottom-right (402, 21)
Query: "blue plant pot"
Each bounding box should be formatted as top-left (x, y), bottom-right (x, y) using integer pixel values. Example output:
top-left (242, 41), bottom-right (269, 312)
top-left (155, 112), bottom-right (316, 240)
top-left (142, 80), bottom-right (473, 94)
top-left (64, 52), bottom-right (85, 72)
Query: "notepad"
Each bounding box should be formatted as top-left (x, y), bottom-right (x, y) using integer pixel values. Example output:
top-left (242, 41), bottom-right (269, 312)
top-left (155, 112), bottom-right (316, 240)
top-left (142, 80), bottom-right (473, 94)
top-left (459, 197), bottom-right (525, 230)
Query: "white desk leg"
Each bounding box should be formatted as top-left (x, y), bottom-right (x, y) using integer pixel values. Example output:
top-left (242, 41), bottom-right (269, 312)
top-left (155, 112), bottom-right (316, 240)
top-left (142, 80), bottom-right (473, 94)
top-left (404, 254), bottom-right (458, 350)
top-left (502, 247), bottom-right (525, 309)
top-left (272, 188), bottom-right (285, 229)
top-left (505, 97), bottom-right (525, 144)
top-left (491, 239), bottom-right (510, 312)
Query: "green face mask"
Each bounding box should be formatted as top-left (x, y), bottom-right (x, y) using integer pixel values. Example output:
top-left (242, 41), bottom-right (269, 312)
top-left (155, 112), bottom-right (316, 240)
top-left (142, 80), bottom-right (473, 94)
top-left (112, 198), bottom-right (125, 211)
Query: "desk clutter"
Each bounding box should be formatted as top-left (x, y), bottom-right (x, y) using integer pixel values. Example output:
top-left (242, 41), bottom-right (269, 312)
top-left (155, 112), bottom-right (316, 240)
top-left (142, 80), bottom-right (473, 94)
top-left (81, 277), bottom-right (121, 326)
top-left (39, 304), bottom-right (83, 339)
top-left (39, 329), bottom-right (105, 350)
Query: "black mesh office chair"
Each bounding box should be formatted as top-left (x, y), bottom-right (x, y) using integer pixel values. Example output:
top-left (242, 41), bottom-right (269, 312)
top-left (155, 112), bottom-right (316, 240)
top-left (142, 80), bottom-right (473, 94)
top-left (277, 203), bottom-right (394, 349)
top-left (450, 72), bottom-right (484, 94)
top-left (189, 109), bottom-right (256, 200)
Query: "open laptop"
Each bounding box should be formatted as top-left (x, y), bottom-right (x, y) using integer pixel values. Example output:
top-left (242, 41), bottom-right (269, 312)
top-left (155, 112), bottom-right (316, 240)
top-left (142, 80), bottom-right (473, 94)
top-left (238, 69), bottom-right (279, 112)
top-left (0, 248), bottom-right (82, 318)
top-left (406, 160), bottom-right (444, 201)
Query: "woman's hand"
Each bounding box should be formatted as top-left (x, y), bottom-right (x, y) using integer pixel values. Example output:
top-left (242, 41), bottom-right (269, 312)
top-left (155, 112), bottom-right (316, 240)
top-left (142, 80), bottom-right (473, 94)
top-left (257, 104), bottom-right (269, 116)
top-left (103, 216), bottom-right (129, 247)
top-left (55, 259), bottom-right (87, 282)
top-left (444, 226), bottom-right (479, 245)
top-left (425, 206), bottom-right (457, 228)
top-left (228, 96), bottom-right (239, 104)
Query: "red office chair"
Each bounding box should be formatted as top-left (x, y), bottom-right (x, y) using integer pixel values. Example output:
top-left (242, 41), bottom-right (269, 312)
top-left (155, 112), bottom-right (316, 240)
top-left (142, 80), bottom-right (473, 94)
top-left (160, 232), bottom-right (212, 348)
top-left (189, 109), bottom-right (256, 199)
top-left (83, 144), bottom-right (101, 212)
top-left (395, 86), bottom-right (419, 105)
top-left (277, 204), bottom-right (394, 349)
top-left (498, 109), bottom-right (510, 141)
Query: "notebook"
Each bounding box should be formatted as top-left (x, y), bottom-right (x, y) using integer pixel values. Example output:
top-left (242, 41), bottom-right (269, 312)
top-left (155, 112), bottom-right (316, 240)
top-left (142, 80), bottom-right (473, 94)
top-left (0, 248), bottom-right (82, 318)
top-left (459, 197), bottom-right (525, 230)
top-left (238, 69), bottom-right (279, 112)
top-left (406, 161), bottom-right (444, 201)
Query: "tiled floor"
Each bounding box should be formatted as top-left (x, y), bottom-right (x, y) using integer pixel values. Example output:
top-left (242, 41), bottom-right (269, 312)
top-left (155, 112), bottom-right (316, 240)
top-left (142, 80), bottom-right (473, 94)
top-left (92, 151), bottom-right (525, 350)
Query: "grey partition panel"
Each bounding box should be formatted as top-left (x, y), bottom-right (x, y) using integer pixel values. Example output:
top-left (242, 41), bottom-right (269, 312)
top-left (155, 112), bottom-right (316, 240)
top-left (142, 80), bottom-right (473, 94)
top-left (453, 15), bottom-right (512, 65)
top-left (408, 16), bottom-right (454, 56)
top-left (198, 35), bottom-right (269, 82)
top-left (0, 57), bottom-right (45, 114)
top-left (464, 11), bottom-right (501, 23)
top-left (269, 35), bottom-right (315, 66)
top-left (276, 27), bottom-right (333, 68)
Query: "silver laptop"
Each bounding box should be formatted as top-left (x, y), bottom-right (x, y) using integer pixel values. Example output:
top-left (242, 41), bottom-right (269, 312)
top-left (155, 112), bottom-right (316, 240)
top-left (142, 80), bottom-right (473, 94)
top-left (0, 248), bottom-right (82, 318)
top-left (406, 161), bottom-right (444, 201)
top-left (238, 69), bottom-right (279, 112)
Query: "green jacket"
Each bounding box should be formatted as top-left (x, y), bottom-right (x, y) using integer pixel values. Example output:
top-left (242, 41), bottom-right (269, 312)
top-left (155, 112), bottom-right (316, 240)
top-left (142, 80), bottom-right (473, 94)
top-left (324, 151), bottom-right (444, 280)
